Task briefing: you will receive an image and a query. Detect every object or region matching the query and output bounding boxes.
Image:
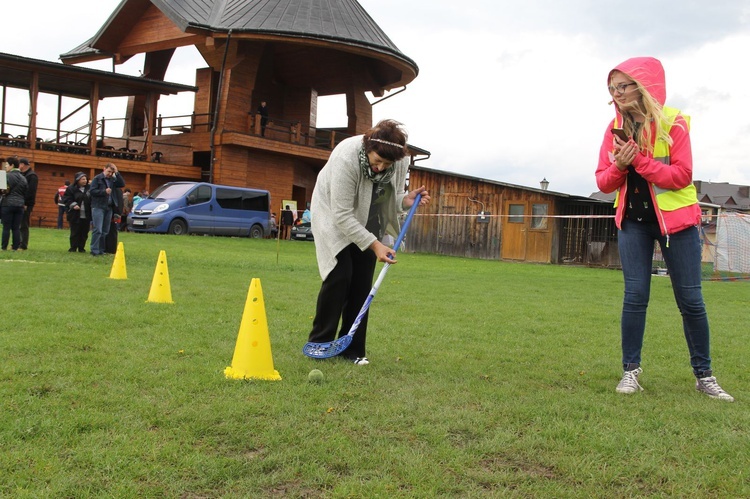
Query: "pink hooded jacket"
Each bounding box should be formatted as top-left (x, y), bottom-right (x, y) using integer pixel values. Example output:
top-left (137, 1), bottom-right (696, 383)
top-left (595, 57), bottom-right (701, 236)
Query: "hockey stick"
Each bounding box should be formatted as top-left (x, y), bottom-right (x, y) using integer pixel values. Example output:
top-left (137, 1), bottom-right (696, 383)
top-left (302, 193), bottom-right (422, 358)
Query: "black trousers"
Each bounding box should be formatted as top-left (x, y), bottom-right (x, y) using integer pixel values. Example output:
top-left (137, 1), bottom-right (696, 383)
top-left (20, 206), bottom-right (32, 249)
top-left (308, 243), bottom-right (377, 359)
top-left (69, 218), bottom-right (90, 252)
top-left (105, 221), bottom-right (119, 254)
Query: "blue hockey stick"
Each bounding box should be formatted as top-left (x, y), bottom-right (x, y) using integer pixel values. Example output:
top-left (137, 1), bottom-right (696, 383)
top-left (302, 193), bottom-right (422, 359)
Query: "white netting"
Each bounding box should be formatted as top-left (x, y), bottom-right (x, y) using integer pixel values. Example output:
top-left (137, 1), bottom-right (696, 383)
top-left (715, 212), bottom-right (750, 274)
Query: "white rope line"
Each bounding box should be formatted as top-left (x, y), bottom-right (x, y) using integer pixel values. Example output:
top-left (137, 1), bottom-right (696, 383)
top-left (411, 213), bottom-right (615, 219)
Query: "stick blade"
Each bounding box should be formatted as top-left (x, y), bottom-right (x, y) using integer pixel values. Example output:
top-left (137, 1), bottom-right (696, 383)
top-left (302, 335), bottom-right (353, 359)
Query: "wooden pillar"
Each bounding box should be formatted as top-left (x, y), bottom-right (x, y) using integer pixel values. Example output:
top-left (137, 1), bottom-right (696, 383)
top-left (29, 71), bottom-right (39, 146)
top-left (1, 86), bottom-right (6, 134)
top-left (346, 90), bottom-right (373, 136)
top-left (89, 81), bottom-right (99, 156)
top-left (145, 92), bottom-right (156, 159)
top-left (56, 94), bottom-right (62, 143)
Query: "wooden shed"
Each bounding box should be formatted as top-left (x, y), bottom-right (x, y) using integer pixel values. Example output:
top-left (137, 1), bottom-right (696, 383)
top-left (406, 165), bottom-right (619, 267)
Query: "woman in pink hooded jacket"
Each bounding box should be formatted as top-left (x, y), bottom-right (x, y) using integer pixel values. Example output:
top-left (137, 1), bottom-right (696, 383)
top-left (596, 57), bottom-right (733, 401)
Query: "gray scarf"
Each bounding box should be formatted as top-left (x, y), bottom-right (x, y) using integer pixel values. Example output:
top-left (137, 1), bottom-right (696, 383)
top-left (359, 147), bottom-right (395, 185)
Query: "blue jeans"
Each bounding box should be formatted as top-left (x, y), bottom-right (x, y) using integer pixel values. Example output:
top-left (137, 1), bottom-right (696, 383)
top-left (91, 207), bottom-right (113, 255)
top-left (618, 220), bottom-right (711, 377)
top-left (57, 205), bottom-right (66, 229)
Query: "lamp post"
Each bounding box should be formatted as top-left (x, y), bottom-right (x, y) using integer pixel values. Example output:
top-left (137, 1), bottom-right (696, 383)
top-left (540, 178), bottom-right (549, 190)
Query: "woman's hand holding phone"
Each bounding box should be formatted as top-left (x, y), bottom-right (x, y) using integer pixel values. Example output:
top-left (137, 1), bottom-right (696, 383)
top-left (611, 128), bottom-right (629, 142)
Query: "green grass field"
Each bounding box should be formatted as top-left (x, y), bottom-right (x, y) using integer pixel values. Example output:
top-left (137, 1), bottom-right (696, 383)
top-left (1, 228), bottom-right (748, 497)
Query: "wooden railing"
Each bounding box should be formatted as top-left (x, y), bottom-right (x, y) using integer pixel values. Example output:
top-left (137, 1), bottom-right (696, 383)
top-left (1, 111), bottom-right (352, 166)
top-left (248, 112), bottom-right (353, 150)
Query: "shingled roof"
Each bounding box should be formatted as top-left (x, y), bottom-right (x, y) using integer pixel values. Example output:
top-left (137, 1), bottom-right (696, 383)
top-left (61, 0), bottom-right (417, 74)
top-left (694, 181), bottom-right (750, 211)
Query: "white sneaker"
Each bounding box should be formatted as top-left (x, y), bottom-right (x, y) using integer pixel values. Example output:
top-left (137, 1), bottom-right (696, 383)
top-left (616, 367), bottom-right (643, 394)
top-left (352, 357), bottom-right (369, 366)
top-left (696, 376), bottom-right (734, 402)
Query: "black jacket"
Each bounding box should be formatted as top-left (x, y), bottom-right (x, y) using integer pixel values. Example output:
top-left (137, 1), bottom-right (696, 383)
top-left (89, 172), bottom-right (125, 210)
top-left (1, 169), bottom-right (27, 208)
top-left (111, 187), bottom-right (124, 216)
top-left (63, 184), bottom-right (91, 223)
top-left (21, 169), bottom-right (38, 208)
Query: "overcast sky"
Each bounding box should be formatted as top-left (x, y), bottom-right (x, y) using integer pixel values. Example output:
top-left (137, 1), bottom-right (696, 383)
top-left (2, 0), bottom-right (749, 196)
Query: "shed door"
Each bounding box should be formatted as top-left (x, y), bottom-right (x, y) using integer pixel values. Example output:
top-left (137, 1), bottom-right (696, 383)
top-left (502, 202), bottom-right (527, 260)
top-left (501, 200), bottom-right (552, 262)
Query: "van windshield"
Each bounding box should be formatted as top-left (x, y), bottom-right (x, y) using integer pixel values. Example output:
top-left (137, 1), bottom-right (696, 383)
top-left (149, 183), bottom-right (196, 201)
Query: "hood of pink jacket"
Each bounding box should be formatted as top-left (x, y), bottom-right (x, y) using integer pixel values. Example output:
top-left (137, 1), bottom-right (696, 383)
top-left (608, 57), bottom-right (666, 122)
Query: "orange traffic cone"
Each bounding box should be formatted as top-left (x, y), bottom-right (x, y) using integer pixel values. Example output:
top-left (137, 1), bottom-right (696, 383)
top-left (224, 278), bottom-right (281, 381)
top-left (109, 242), bottom-right (127, 280)
top-left (147, 250), bottom-right (174, 303)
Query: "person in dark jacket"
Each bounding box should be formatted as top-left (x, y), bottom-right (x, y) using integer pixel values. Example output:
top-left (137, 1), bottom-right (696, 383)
top-left (1, 157), bottom-right (28, 251)
top-left (257, 101), bottom-right (269, 136)
top-left (63, 172), bottom-right (91, 253)
top-left (55, 180), bottom-right (70, 229)
top-left (18, 157), bottom-right (37, 250)
top-left (281, 204), bottom-right (294, 240)
top-left (89, 163), bottom-right (125, 256)
top-left (104, 182), bottom-right (124, 254)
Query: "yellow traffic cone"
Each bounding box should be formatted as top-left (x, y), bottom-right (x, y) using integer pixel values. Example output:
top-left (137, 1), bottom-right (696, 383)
top-left (224, 278), bottom-right (281, 381)
top-left (109, 242), bottom-right (127, 280)
top-left (147, 250), bottom-right (174, 304)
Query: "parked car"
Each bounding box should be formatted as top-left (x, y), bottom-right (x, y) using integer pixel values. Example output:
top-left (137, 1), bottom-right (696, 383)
top-left (291, 221), bottom-right (314, 241)
top-left (128, 182), bottom-right (270, 238)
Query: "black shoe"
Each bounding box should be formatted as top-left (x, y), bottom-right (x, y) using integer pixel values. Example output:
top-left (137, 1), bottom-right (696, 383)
top-left (78, 249), bottom-right (86, 253)
top-left (68, 248), bottom-right (76, 252)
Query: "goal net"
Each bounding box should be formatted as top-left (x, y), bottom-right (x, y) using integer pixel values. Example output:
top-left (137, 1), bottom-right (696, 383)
top-left (703, 211), bottom-right (750, 281)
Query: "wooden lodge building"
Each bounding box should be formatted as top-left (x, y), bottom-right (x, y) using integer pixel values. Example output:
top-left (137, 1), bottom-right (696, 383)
top-left (1, 0), bottom-right (620, 267)
top-left (1, 0), bottom-right (423, 227)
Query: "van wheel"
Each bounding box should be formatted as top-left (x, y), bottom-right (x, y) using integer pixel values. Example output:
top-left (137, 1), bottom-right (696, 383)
top-left (169, 219), bottom-right (187, 235)
top-left (249, 224), bottom-right (263, 239)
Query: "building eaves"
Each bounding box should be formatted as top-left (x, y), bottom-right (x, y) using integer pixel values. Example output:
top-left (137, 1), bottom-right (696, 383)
top-left (1, 52), bottom-right (196, 99)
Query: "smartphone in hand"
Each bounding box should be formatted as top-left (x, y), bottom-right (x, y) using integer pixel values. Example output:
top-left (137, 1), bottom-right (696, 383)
top-left (611, 128), bottom-right (629, 142)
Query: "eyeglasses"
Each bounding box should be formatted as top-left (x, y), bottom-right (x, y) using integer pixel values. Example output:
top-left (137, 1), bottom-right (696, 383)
top-left (608, 82), bottom-right (637, 95)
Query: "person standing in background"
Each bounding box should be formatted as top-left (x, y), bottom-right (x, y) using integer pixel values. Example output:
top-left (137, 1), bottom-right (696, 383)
top-left (121, 188), bottom-right (133, 231)
top-left (281, 204), bottom-right (294, 240)
top-left (105, 181), bottom-right (124, 254)
top-left (55, 180), bottom-right (70, 229)
top-left (302, 202), bottom-right (312, 223)
top-left (89, 163), bottom-right (125, 256)
top-left (0, 157), bottom-right (7, 218)
top-left (1, 157), bottom-right (28, 251)
top-left (18, 157), bottom-right (37, 250)
top-left (257, 101), bottom-right (269, 137)
top-left (138, 190), bottom-right (150, 207)
top-left (63, 172), bottom-right (90, 253)
top-left (269, 213), bottom-right (278, 239)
